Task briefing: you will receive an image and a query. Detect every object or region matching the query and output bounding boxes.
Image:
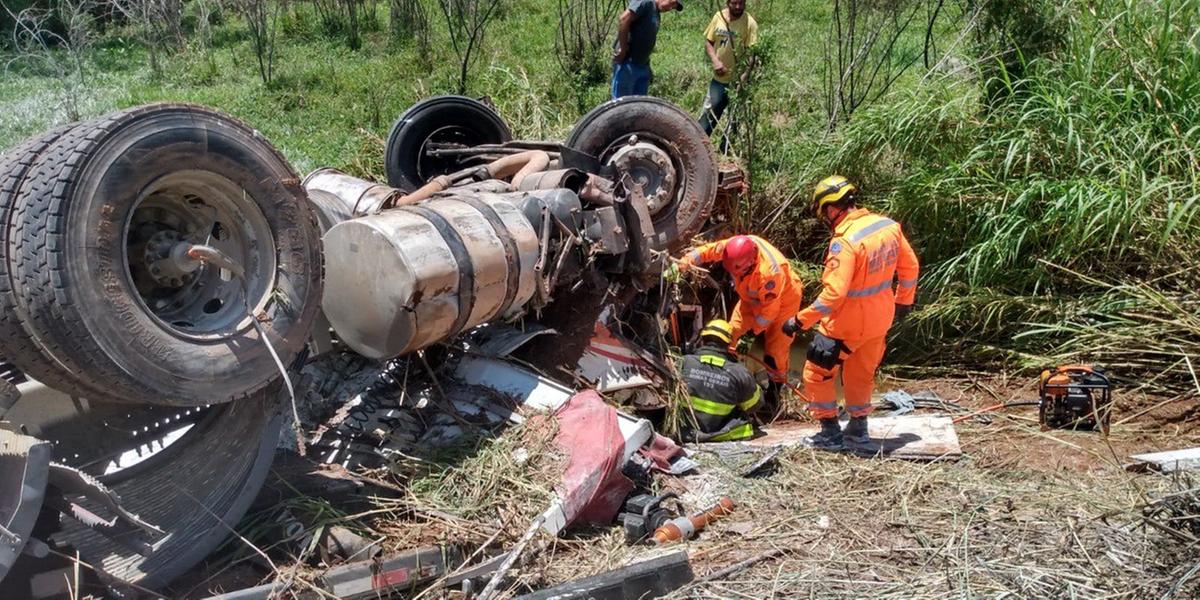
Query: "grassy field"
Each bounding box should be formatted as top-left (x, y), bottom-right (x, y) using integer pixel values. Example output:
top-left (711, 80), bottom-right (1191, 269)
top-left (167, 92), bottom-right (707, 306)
top-left (2, 0), bottom-right (1198, 393)
top-left (0, 0), bottom-right (854, 173)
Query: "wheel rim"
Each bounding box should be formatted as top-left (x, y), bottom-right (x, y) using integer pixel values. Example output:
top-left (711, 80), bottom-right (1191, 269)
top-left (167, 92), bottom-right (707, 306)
top-left (416, 124), bottom-right (492, 182)
top-left (601, 133), bottom-right (682, 219)
top-left (122, 171), bottom-right (277, 339)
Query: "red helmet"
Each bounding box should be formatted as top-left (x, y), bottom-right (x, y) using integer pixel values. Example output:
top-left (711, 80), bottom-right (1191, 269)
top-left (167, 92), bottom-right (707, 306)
top-left (722, 235), bottom-right (758, 276)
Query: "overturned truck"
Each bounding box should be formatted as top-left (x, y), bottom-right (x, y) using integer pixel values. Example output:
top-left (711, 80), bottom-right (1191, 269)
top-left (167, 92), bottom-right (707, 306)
top-left (0, 96), bottom-right (720, 595)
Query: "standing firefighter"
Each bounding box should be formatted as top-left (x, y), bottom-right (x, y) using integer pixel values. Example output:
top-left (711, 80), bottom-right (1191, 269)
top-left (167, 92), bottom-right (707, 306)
top-left (668, 235), bottom-right (803, 409)
top-left (783, 176), bottom-right (920, 449)
top-left (679, 319), bottom-right (762, 441)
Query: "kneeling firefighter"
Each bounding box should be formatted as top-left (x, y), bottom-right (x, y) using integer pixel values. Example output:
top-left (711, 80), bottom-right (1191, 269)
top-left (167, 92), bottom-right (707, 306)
top-left (679, 319), bottom-right (762, 441)
top-left (667, 234), bottom-right (804, 409)
top-left (783, 176), bottom-right (920, 448)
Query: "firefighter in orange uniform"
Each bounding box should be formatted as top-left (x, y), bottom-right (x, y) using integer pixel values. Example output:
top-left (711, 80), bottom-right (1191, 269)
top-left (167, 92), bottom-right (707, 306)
top-left (667, 235), bottom-right (804, 409)
top-left (783, 176), bottom-right (920, 449)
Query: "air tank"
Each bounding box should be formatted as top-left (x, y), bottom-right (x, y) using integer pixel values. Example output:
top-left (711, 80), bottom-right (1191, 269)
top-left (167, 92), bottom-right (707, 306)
top-left (321, 193), bottom-right (539, 359)
top-left (304, 167), bottom-right (400, 216)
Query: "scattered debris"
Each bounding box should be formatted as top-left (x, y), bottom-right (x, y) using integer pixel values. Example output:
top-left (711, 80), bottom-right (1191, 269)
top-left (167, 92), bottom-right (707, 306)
top-left (476, 516), bottom-right (544, 600)
top-left (323, 546), bottom-right (463, 599)
top-left (684, 547), bottom-right (786, 589)
top-left (738, 446), bottom-right (782, 478)
top-left (204, 546), bottom-right (463, 600)
top-left (650, 497), bottom-right (736, 545)
top-left (619, 493), bottom-right (682, 544)
top-left (514, 551), bottom-right (693, 600)
top-left (1129, 448), bottom-right (1200, 474)
top-left (576, 310), bottom-right (660, 393)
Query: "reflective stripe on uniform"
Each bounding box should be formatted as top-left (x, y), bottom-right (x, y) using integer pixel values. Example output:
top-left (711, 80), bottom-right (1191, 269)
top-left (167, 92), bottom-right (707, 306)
top-left (847, 218), bottom-right (897, 243)
top-left (699, 355), bottom-right (727, 367)
top-left (898, 278), bottom-right (918, 288)
top-left (710, 422), bottom-right (755, 441)
top-left (738, 387), bottom-right (762, 411)
top-left (689, 396), bottom-right (734, 416)
top-left (808, 400), bottom-right (838, 410)
top-left (754, 315), bottom-right (771, 326)
top-left (688, 250), bottom-right (702, 263)
top-left (750, 238), bottom-right (780, 272)
top-left (847, 279), bottom-right (893, 298)
top-left (811, 299), bottom-right (833, 315)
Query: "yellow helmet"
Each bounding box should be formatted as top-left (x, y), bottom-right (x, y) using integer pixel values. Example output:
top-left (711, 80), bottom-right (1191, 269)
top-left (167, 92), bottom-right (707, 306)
top-left (700, 319), bottom-right (733, 344)
top-left (812, 175), bottom-right (858, 213)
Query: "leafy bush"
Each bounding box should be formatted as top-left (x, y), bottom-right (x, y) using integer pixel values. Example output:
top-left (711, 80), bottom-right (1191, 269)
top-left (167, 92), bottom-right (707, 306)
top-left (826, 0), bottom-right (1200, 389)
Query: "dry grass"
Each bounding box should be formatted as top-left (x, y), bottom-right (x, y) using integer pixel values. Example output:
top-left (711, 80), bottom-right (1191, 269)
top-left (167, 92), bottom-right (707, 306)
top-left (345, 378), bottom-right (1200, 599)
top-left (371, 415), bottom-right (565, 553)
top-left (362, 421), bottom-right (1200, 599)
top-left (198, 377), bottom-right (1200, 599)
top-left (659, 448), bottom-right (1200, 599)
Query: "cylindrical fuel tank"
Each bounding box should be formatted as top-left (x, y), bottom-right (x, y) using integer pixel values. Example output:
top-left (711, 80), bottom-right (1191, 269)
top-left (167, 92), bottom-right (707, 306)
top-left (322, 193), bottom-right (540, 359)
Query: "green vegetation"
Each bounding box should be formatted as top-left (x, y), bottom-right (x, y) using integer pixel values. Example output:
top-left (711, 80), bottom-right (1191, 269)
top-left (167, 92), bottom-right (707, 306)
top-left (1, 0), bottom-right (1197, 392)
top-left (832, 0), bottom-right (1200, 391)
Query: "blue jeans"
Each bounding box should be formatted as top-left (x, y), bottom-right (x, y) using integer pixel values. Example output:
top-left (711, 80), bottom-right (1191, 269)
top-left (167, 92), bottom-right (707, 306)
top-left (699, 80), bottom-right (730, 136)
top-left (611, 61), bottom-right (652, 98)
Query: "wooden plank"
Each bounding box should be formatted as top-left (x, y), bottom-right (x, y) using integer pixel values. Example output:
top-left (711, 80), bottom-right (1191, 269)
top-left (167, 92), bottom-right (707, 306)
top-left (737, 416), bottom-right (962, 461)
top-left (1128, 447), bottom-right (1200, 473)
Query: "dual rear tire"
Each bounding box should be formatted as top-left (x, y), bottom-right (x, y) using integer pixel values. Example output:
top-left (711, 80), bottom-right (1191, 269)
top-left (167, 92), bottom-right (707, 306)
top-left (0, 104), bottom-right (323, 408)
top-left (0, 104), bottom-right (321, 591)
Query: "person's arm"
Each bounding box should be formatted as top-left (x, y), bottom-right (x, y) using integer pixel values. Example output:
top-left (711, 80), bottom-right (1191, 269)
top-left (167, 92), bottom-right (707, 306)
top-left (895, 230), bottom-right (919, 306)
top-left (679, 239), bottom-right (727, 269)
top-left (737, 369), bottom-right (762, 413)
top-left (728, 300), bottom-right (750, 347)
top-left (796, 238), bottom-right (855, 330)
top-left (706, 39), bottom-right (728, 78)
top-left (614, 8), bottom-right (636, 63)
top-left (703, 13), bottom-right (727, 77)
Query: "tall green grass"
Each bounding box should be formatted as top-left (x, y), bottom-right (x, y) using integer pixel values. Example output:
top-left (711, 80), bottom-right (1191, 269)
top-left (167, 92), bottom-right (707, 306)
top-left (821, 0), bottom-right (1200, 391)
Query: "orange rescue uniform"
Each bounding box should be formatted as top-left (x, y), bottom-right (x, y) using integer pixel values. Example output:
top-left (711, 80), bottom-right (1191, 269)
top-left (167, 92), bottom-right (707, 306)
top-left (795, 209), bottom-right (919, 419)
top-left (682, 235), bottom-right (803, 383)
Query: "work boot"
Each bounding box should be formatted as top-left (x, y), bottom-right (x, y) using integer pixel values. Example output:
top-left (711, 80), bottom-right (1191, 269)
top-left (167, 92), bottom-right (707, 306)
top-left (763, 381), bottom-right (781, 417)
top-left (843, 416), bottom-right (870, 445)
top-left (804, 418), bottom-right (843, 450)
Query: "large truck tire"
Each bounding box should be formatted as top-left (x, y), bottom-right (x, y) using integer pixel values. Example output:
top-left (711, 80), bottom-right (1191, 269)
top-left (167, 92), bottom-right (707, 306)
top-left (0, 125), bottom-right (101, 399)
top-left (7, 104), bottom-right (323, 407)
top-left (385, 95), bottom-right (512, 192)
top-left (566, 96), bottom-right (718, 252)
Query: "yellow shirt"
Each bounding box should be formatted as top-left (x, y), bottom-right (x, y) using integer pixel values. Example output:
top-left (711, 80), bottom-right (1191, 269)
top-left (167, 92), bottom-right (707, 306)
top-left (704, 9), bottom-right (759, 84)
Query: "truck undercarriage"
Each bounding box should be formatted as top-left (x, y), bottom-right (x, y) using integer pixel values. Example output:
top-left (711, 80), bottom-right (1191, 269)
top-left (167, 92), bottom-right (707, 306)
top-left (0, 95), bottom-right (732, 596)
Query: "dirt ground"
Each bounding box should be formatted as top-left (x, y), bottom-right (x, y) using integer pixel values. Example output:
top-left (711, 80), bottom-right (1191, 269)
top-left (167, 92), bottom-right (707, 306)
top-left (173, 374), bottom-right (1200, 599)
top-left (649, 376), bottom-right (1200, 599)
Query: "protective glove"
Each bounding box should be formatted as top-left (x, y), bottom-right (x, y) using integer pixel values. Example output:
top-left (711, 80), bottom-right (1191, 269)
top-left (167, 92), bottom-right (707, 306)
top-left (894, 303), bottom-right (914, 323)
top-left (781, 317), bottom-right (800, 337)
top-left (663, 263), bottom-right (682, 283)
top-left (806, 332), bottom-right (847, 370)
